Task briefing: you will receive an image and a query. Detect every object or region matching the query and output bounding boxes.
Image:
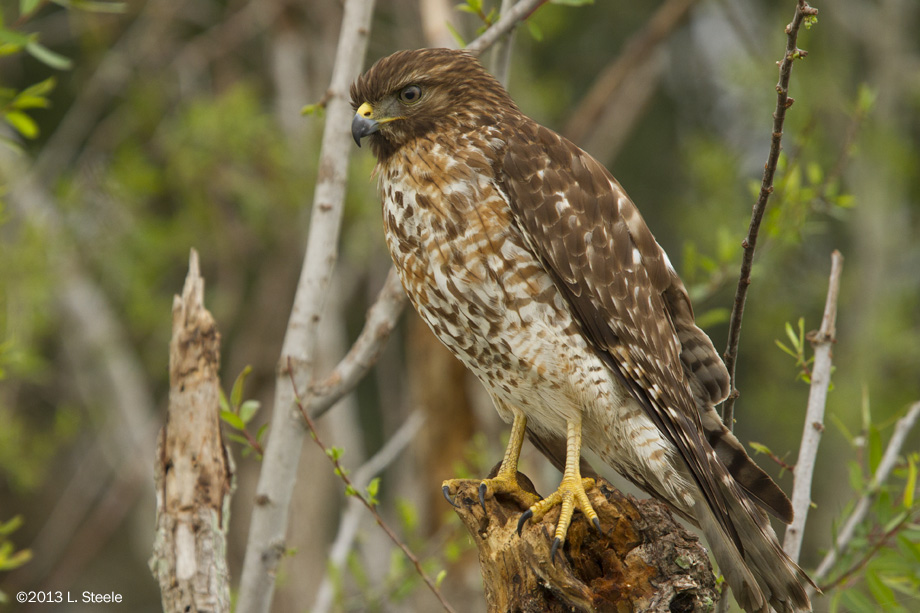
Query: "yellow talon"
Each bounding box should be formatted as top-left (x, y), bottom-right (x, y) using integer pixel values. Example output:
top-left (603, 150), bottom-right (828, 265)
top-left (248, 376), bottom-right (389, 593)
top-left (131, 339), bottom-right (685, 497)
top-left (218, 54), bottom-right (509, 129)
top-left (516, 419), bottom-right (602, 562)
top-left (443, 409), bottom-right (539, 510)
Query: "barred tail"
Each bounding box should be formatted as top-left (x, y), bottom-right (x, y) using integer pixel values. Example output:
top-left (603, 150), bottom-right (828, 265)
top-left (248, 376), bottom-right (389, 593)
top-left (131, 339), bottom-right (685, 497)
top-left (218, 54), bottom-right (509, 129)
top-left (694, 456), bottom-right (814, 613)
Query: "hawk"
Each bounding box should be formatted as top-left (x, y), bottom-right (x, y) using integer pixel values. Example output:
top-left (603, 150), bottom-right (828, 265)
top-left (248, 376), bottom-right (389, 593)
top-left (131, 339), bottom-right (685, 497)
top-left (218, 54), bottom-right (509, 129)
top-left (351, 48), bottom-right (813, 613)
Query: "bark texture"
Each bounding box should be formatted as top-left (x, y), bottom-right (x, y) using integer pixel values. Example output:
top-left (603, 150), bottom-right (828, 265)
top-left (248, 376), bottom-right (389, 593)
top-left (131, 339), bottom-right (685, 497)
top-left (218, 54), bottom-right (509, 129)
top-left (150, 249), bottom-right (233, 613)
top-left (450, 477), bottom-right (717, 612)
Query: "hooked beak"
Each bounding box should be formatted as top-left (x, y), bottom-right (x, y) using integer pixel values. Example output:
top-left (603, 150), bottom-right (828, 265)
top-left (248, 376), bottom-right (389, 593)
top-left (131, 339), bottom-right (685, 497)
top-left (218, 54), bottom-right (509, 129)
top-left (352, 102), bottom-right (379, 147)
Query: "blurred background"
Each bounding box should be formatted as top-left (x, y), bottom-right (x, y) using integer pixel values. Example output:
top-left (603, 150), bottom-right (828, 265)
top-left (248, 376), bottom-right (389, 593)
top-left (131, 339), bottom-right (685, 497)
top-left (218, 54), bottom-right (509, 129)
top-left (1, 0), bottom-right (918, 611)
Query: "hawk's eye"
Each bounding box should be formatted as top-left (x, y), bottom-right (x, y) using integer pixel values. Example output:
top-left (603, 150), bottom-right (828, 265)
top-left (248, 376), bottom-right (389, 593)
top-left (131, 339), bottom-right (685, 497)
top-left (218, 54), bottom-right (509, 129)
top-left (398, 85), bottom-right (422, 105)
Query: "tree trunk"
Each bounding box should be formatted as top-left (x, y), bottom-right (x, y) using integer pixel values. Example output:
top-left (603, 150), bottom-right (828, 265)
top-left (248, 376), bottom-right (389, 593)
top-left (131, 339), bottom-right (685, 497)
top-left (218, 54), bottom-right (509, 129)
top-left (449, 477), bottom-right (717, 612)
top-left (150, 249), bottom-right (233, 613)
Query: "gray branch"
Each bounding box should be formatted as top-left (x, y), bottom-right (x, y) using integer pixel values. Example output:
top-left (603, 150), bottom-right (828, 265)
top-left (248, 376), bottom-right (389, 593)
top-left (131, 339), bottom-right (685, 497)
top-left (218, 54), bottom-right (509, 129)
top-left (783, 250), bottom-right (843, 562)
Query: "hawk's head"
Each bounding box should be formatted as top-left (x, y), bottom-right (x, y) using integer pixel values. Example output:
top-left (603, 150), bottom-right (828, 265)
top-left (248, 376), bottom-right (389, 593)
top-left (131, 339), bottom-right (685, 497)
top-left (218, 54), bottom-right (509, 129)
top-left (350, 48), bottom-right (517, 160)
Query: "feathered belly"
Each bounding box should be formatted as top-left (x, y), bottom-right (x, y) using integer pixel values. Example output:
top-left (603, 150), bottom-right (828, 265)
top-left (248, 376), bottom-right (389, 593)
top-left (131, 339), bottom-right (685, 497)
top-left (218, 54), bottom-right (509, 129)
top-left (379, 167), bottom-right (684, 500)
top-left (382, 179), bottom-right (614, 433)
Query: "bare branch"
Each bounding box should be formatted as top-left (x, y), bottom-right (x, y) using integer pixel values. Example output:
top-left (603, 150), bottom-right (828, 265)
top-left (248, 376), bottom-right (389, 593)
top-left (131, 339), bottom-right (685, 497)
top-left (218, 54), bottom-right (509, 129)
top-left (811, 401), bottom-right (920, 588)
top-left (721, 0), bottom-right (819, 428)
top-left (783, 250), bottom-right (843, 562)
top-left (235, 1), bottom-right (377, 610)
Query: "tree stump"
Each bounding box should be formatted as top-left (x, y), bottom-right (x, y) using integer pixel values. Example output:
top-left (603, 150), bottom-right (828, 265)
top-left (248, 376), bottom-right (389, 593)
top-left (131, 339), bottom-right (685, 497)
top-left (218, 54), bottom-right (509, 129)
top-left (150, 250), bottom-right (233, 613)
top-left (447, 476), bottom-right (717, 612)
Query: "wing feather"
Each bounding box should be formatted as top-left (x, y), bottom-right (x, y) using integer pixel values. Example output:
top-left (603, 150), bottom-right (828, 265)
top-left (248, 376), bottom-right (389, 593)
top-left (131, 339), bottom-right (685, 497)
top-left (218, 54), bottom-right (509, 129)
top-left (498, 119), bottom-right (742, 546)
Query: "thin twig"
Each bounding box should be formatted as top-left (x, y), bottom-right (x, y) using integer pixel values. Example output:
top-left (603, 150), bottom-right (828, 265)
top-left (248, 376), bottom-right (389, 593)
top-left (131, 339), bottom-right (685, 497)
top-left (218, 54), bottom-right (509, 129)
top-left (721, 0), bottom-right (819, 429)
top-left (811, 401), bottom-right (920, 589)
top-left (288, 362), bottom-right (456, 613)
top-left (466, 0), bottom-right (547, 55)
top-left (783, 250), bottom-right (843, 562)
top-left (311, 412), bottom-right (426, 613)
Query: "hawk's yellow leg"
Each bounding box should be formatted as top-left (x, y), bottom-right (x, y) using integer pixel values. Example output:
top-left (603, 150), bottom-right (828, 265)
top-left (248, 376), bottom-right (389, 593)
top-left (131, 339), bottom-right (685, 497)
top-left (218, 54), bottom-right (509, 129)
top-left (517, 417), bottom-right (601, 562)
top-left (442, 410), bottom-right (540, 510)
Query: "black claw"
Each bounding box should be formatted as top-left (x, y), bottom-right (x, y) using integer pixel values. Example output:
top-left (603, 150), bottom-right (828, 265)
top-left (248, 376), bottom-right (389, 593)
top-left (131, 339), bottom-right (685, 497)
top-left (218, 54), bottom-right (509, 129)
top-left (516, 509), bottom-right (533, 536)
top-left (550, 537), bottom-right (562, 564)
top-left (478, 482), bottom-right (488, 512)
top-left (442, 485), bottom-right (460, 508)
top-left (593, 517), bottom-right (602, 533)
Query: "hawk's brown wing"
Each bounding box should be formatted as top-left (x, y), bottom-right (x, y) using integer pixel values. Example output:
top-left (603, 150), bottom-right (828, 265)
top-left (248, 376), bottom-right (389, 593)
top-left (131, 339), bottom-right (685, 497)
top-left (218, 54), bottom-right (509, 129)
top-left (498, 118), bottom-right (740, 543)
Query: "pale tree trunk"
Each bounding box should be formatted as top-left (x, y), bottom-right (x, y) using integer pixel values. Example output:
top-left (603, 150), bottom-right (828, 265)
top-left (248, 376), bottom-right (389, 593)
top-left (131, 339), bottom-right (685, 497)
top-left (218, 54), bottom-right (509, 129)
top-left (150, 250), bottom-right (234, 613)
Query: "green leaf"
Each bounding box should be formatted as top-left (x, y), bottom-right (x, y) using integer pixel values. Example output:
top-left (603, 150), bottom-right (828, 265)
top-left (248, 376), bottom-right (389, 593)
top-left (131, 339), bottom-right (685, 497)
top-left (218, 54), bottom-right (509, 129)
top-left (256, 423), bottom-right (268, 443)
top-left (11, 95), bottom-right (49, 110)
top-left (866, 568), bottom-right (896, 609)
top-left (695, 307), bottom-right (730, 329)
top-left (868, 424), bottom-right (883, 477)
top-left (69, 0), bottom-right (129, 13)
top-left (5, 110), bottom-right (38, 139)
top-left (0, 547), bottom-right (31, 571)
top-left (366, 476), bottom-right (380, 498)
top-left (0, 516), bottom-right (23, 536)
top-left (230, 365), bottom-right (252, 410)
top-left (526, 19), bottom-right (543, 41)
top-left (848, 460), bottom-right (865, 492)
top-left (300, 103), bottom-right (323, 117)
top-left (25, 41), bottom-right (73, 70)
top-left (0, 29), bottom-right (31, 47)
top-left (20, 0), bottom-right (42, 15)
top-left (904, 455), bottom-right (917, 508)
top-left (19, 76), bottom-right (56, 99)
top-left (239, 399), bottom-right (260, 424)
top-left (857, 83), bottom-right (877, 114)
top-left (435, 569), bottom-right (447, 588)
top-left (225, 433), bottom-right (250, 447)
top-left (839, 587), bottom-right (876, 613)
top-left (326, 446), bottom-right (343, 462)
top-left (220, 410), bottom-right (246, 431)
top-left (785, 321), bottom-right (799, 350)
top-left (806, 162), bottom-right (823, 186)
top-left (445, 22), bottom-right (466, 48)
top-left (748, 441), bottom-right (771, 456)
top-left (775, 339), bottom-right (798, 359)
top-left (883, 510), bottom-right (909, 534)
top-left (218, 388), bottom-right (229, 413)
top-left (896, 533), bottom-right (920, 564)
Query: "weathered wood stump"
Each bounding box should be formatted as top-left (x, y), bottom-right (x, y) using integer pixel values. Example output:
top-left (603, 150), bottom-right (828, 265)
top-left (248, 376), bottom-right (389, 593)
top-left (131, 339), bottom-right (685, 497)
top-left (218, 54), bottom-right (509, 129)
top-left (448, 476), bottom-right (717, 612)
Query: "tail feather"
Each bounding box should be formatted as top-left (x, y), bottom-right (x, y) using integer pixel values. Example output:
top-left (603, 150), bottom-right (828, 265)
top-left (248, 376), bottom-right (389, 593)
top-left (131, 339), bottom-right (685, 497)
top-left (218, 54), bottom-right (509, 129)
top-left (700, 405), bottom-right (794, 523)
top-left (693, 454), bottom-right (814, 613)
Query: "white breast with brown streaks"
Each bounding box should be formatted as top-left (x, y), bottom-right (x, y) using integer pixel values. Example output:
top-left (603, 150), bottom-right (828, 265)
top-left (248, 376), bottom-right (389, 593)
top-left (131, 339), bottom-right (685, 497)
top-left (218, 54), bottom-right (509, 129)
top-left (377, 130), bottom-right (692, 509)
